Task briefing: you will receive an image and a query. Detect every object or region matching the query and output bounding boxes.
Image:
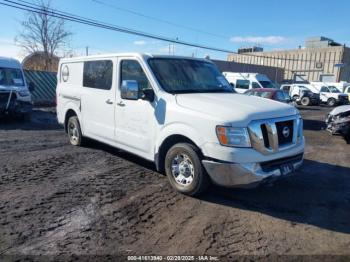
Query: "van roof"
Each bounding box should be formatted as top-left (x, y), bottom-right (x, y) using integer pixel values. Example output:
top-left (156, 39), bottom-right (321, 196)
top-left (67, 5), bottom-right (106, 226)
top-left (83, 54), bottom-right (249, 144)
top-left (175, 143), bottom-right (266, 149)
top-left (59, 53), bottom-right (209, 63)
top-left (0, 57), bottom-right (22, 69)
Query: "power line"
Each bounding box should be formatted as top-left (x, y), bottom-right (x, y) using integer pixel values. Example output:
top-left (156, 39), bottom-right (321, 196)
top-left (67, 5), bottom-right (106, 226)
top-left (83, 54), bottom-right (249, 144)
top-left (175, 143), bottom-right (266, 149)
top-left (91, 0), bottom-right (229, 40)
top-left (0, 0), bottom-right (343, 64)
top-left (0, 0), bottom-right (235, 53)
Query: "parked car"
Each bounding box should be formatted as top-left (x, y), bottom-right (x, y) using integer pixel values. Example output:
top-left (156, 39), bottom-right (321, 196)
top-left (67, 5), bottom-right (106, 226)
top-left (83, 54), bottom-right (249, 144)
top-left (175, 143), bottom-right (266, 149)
top-left (0, 57), bottom-right (34, 119)
top-left (326, 105), bottom-right (350, 141)
top-left (57, 53), bottom-right (304, 196)
top-left (245, 88), bottom-right (294, 105)
top-left (280, 84), bottom-right (320, 106)
top-left (310, 82), bottom-right (348, 106)
top-left (343, 85), bottom-right (350, 102)
top-left (222, 72), bottom-right (277, 93)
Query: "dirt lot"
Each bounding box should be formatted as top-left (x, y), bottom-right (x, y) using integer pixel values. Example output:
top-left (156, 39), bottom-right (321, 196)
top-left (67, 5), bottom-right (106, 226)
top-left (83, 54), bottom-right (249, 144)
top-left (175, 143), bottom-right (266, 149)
top-left (0, 106), bottom-right (350, 261)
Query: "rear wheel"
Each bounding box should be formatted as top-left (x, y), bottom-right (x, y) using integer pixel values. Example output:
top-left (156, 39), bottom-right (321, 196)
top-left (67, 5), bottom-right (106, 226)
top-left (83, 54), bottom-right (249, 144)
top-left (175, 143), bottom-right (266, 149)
top-left (165, 143), bottom-right (210, 196)
top-left (67, 116), bottom-right (84, 146)
top-left (300, 96), bottom-right (311, 106)
top-left (327, 98), bottom-right (336, 107)
top-left (292, 95), bottom-right (300, 104)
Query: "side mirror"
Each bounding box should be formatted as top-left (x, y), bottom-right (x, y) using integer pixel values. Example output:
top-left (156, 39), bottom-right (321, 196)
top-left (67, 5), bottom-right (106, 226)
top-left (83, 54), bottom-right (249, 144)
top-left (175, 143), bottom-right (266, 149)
top-left (142, 88), bottom-right (155, 102)
top-left (230, 83), bottom-right (235, 88)
top-left (28, 82), bottom-right (35, 92)
top-left (121, 80), bottom-right (139, 100)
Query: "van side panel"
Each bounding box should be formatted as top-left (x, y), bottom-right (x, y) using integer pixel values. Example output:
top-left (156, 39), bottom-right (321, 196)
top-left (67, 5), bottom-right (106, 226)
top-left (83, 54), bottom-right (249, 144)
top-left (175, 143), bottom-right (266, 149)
top-left (56, 62), bottom-right (84, 128)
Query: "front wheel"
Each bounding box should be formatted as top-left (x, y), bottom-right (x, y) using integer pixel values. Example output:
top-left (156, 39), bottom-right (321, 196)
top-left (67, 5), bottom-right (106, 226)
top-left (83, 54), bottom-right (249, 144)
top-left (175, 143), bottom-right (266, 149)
top-left (165, 143), bottom-right (210, 196)
top-left (327, 98), bottom-right (336, 107)
top-left (300, 96), bottom-right (311, 106)
top-left (67, 116), bottom-right (84, 146)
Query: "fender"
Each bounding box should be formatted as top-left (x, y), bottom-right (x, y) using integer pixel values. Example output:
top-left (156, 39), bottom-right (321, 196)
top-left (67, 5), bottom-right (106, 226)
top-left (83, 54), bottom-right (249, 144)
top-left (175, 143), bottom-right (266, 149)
top-left (155, 122), bottom-right (205, 155)
top-left (62, 100), bottom-right (84, 134)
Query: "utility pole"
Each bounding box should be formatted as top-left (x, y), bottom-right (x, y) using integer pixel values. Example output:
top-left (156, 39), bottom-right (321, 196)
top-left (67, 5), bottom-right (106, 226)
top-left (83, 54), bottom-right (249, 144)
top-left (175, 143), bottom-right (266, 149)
top-left (86, 46), bottom-right (89, 56)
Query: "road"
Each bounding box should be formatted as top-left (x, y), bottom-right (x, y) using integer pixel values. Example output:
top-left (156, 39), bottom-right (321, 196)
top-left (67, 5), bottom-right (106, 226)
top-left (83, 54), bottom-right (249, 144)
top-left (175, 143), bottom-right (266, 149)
top-left (0, 106), bottom-right (349, 260)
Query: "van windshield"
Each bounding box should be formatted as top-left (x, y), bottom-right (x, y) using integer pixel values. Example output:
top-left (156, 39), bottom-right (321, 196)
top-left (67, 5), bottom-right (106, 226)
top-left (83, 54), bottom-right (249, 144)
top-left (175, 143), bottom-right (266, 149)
top-left (328, 86), bottom-right (340, 93)
top-left (0, 67), bottom-right (25, 87)
top-left (259, 80), bottom-right (276, 89)
top-left (148, 58), bottom-right (233, 94)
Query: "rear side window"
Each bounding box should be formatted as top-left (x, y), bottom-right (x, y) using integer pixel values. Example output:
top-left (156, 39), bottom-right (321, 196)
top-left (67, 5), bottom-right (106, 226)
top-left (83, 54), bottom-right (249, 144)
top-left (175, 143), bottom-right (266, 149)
top-left (236, 80), bottom-right (250, 89)
top-left (83, 60), bottom-right (113, 90)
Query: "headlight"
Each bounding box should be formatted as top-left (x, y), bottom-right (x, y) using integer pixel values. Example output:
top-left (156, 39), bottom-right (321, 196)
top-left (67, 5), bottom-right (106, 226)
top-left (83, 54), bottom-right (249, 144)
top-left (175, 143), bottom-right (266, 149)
top-left (216, 126), bottom-right (251, 147)
top-left (297, 118), bottom-right (303, 142)
top-left (18, 90), bottom-right (31, 97)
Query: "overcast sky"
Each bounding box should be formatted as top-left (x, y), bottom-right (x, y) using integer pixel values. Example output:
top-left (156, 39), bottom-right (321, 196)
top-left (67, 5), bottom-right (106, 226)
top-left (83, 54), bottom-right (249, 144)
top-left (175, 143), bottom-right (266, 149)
top-left (1, 0), bottom-right (349, 61)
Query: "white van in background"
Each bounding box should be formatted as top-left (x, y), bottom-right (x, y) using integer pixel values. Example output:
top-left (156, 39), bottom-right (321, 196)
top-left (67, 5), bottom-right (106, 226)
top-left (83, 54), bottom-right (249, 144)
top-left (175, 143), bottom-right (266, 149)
top-left (222, 72), bottom-right (277, 93)
top-left (0, 57), bottom-right (35, 119)
top-left (310, 82), bottom-right (349, 106)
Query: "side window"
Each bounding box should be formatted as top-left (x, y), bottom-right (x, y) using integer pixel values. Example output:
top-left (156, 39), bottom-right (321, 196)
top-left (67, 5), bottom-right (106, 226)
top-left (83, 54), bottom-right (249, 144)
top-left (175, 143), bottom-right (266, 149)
top-left (320, 86), bottom-right (329, 92)
top-left (252, 82), bottom-right (261, 89)
top-left (282, 85), bottom-right (290, 92)
top-left (120, 60), bottom-right (151, 92)
top-left (236, 80), bottom-right (250, 89)
top-left (83, 60), bottom-right (113, 90)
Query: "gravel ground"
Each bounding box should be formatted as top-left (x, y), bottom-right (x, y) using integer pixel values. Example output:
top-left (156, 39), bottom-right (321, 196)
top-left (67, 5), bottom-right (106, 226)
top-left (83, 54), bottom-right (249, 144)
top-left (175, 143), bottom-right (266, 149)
top-left (0, 106), bottom-right (349, 261)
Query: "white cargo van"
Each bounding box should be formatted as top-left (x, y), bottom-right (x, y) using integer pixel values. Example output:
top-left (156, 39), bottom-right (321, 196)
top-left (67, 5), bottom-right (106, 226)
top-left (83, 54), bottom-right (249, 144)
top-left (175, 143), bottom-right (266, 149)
top-left (222, 72), bottom-right (277, 93)
top-left (56, 53), bottom-right (304, 195)
top-left (310, 82), bottom-right (348, 106)
top-left (0, 57), bottom-right (34, 119)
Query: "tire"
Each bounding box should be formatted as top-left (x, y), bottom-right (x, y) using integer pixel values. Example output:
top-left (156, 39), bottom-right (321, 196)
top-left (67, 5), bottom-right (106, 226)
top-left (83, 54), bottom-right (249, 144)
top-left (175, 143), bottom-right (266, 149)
top-left (67, 116), bottom-right (84, 146)
top-left (327, 98), bottom-right (336, 107)
top-left (165, 143), bottom-right (210, 196)
top-left (300, 96), bottom-right (311, 106)
top-left (292, 95), bottom-right (300, 104)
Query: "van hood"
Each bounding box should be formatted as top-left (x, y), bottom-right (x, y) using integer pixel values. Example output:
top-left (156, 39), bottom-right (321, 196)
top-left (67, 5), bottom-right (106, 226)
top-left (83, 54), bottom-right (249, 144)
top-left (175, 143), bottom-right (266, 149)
top-left (175, 93), bottom-right (299, 126)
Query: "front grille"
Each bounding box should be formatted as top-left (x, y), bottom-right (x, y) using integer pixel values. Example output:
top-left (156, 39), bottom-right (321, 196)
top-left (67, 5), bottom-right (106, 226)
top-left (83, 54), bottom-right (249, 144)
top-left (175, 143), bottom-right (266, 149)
top-left (276, 120), bottom-right (294, 145)
top-left (339, 95), bottom-right (348, 103)
top-left (248, 116), bottom-right (301, 155)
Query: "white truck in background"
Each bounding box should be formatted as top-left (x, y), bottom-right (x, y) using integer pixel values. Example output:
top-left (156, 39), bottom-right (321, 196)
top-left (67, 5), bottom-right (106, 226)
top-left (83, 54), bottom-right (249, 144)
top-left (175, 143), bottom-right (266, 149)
top-left (56, 53), bottom-right (304, 196)
top-left (222, 72), bottom-right (277, 93)
top-left (0, 57), bottom-right (35, 119)
top-left (310, 82), bottom-right (349, 106)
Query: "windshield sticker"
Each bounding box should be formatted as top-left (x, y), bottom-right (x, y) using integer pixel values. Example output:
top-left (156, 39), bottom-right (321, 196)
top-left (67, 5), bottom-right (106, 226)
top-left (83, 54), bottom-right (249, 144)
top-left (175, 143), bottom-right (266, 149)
top-left (13, 78), bottom-right (24, 85)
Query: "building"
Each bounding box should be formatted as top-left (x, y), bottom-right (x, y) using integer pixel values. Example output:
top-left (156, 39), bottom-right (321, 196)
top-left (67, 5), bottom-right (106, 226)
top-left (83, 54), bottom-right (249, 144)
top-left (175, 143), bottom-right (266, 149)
top-left (228, 37), bottom-right (350, 83)
top-left (22, 51), bottom-right (59, 72)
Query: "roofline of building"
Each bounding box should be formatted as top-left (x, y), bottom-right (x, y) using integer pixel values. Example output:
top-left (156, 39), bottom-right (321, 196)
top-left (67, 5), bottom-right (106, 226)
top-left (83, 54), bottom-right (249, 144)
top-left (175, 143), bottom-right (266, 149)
top-left (229, 45), bottom-right (349, 56)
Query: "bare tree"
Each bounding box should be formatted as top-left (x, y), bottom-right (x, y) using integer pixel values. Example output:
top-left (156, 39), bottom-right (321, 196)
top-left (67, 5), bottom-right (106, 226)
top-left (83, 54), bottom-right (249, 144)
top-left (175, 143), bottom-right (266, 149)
top-left (15, 0), bottom-right (72, 71)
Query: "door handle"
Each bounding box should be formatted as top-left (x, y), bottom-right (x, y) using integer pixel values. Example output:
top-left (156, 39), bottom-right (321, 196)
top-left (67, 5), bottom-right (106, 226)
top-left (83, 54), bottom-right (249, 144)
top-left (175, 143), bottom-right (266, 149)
top-left (117, 101), bottom-right (125, 107)
top-left (106, 99), bottom-right (113, 105)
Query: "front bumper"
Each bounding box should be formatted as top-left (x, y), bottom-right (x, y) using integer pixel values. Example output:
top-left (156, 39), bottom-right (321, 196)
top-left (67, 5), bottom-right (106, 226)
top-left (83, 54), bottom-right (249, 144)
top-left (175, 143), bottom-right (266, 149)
top-left (202, 153), bottom-right (303, 188)
top-left (0, 92), bottom-right (33, 116)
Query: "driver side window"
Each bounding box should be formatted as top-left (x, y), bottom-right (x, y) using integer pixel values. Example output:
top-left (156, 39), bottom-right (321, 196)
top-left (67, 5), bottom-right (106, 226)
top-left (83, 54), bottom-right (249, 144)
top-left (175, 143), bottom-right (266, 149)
top-left (320, 86), bottom-right (329, 92)
top-left (120, 60), bottom-right (151, 93)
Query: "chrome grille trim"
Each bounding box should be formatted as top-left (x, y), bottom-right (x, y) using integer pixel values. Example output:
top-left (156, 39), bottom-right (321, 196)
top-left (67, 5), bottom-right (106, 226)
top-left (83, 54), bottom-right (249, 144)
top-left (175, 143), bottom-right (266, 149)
top-left (248, 115), bottom-right (301, 155)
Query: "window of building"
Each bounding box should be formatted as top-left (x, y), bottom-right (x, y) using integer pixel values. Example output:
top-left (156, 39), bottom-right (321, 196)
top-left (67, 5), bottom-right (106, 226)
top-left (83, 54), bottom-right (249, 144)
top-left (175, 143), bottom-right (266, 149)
top-left (83, 60), bottom-right (113, 90)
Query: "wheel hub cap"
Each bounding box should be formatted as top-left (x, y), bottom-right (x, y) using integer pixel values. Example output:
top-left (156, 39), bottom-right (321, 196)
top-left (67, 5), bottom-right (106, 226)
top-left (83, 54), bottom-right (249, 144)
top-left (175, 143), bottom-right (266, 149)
top-left (171, 154), bottom-right (194, 186)
top-left (68, 123), bottom-right (79, 142)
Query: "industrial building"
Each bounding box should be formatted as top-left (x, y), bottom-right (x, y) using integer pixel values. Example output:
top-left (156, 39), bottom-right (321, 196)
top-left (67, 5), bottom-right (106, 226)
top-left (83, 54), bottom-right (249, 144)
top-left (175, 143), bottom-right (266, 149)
top-left (228, 37), bottom-right (350, 83)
